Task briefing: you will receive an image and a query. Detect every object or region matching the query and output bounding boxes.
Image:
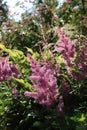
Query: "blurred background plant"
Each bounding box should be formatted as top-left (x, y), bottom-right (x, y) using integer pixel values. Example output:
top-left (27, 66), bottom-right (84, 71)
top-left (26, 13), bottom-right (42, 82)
top-left (0, 0), bottom-right (9, 25)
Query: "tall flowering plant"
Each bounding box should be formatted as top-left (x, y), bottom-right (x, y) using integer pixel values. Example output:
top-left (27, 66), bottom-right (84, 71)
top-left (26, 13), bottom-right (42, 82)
top-left (24, 54), bottom-right (59, 106)
top-left (55, 28), bottom-right (76, 73)
top-left (21, 28), bottom-right (87, 117)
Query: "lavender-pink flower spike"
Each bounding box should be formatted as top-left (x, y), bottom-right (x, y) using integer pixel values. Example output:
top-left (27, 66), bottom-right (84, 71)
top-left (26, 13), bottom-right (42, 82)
top-left (25, 54), bottom-right (59, 106)
top-left (27, 53), bottom-right (40, 73)
top-left (0, 56), bottom-right (19, 82)
top-left (55, 28), bottom-right (76, 68)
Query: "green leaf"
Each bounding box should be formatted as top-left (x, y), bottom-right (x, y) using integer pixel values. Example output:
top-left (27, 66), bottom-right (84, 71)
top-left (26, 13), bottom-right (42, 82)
top-left (70, 114), bottom-right (86, 122)
top-left (15, 78), bottom-right (34, 91)
top-left (55, 55), bottom-right (65, 64)
top-left (43, 49), bottom-right (52, 60)
top-left (0, 43), bottom-right (6, 50)
top-left (26, 47), bottom-right (33, 54)
top-left (79, 114), bottom-right (86, 122)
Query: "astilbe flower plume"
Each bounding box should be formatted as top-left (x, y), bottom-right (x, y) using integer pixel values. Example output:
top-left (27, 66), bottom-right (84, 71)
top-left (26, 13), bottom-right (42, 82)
top-left (24, 54), bottom-right (59, 106)
top-left (0, 56), bottom-right (19, 82)
top-left (71, 45), bottom-right (87, 81)
top-left (55, 28), bottom-right (76, 72)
